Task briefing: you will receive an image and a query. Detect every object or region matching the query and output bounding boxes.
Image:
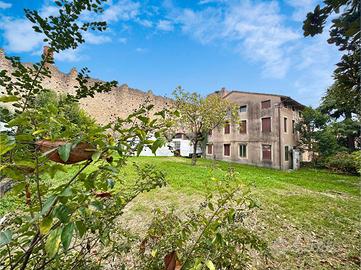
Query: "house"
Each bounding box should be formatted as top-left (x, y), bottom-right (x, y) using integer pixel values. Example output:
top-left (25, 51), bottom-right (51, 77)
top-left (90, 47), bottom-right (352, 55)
top-left (206, 89), bottom-right (305, 170)
top-left (172, 133), bottom-right (202, 157)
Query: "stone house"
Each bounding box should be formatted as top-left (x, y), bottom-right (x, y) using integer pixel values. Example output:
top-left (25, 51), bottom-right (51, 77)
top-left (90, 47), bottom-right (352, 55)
top-left (206, 89), bottom-right (305, 170)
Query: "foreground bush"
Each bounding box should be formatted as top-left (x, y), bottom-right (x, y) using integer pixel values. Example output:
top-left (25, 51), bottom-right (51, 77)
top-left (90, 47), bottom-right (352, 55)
top-left (325, 151), bottom-right (361, 175)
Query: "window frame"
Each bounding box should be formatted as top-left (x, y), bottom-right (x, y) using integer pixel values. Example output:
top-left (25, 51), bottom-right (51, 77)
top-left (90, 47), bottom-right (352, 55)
top-left (223, 144), bottom-right (231, 157)
top-left (261, 144), bottom-right (272, 161)
top-left (284, 117), bottom-right (288, 133)
top-left (239, 120), bottom-right (247, 134)
top-left (224, 121), bottom-right (231, 134)
top-left (284, 145), bottom-right (289, 161)
top-left (261, 100), bottom-right (271, 109)
top-left (207, 144), bottom-right (213, 155)
top-left (239, 143), bottom-right (247, 159)
top-left (261, 117), bottom-right (272, 133)
top-left (239, 105), bottom-right (247, 113)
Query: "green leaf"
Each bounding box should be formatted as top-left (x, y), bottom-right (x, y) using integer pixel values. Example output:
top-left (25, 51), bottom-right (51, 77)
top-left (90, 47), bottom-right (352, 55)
top-left (54, 204), bottom-right (70, 223)
top-left (0, 230), bottom-right (12, 246)
top-left (32, 129), bottom-right (47, 135)
top-left (45, 228), bottom-right (62, 258)
top-left (40, 216), bottom-right (53, 235)
top-left (15, 134), bottom-right (33, 142)
top-left (0, 95), bottom-right (20, 103)
top-left (59, 187), bottom-right (72, 197)
top-left (41, 195), bottom-right (57, 216)
top-left (61, 223), bottom-right (74, 252)
top-left (205, 260), bottom-right (215, 270)
top-left (75, 221), bottom-right (86, 238)
top-left (58, 143), bottom-right (72, 162)
top-left (91, 150), bottom-right (101, 161)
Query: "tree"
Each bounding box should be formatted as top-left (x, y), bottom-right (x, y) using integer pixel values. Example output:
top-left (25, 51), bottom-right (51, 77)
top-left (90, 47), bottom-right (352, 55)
top-left (296, 107), bottom-right (342, 164)
top-left (303, 1), bottom-right (360, 151)
top-left (173, 87), bottom-right (237, 165)
top-left (320, 82), bottom-right (361, 150)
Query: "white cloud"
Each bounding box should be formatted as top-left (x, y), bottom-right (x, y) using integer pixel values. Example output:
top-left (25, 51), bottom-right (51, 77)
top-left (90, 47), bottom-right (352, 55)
top-left (0, 17), bottom-right (44, 52)
top-left (118, 37), bottom-right (127, 44)
top-left (83, 32), bottom-right (111, 45)
top-left (100, 0), bottom-right (140, 22)
top-left (135, 47), bottom-right (148, 53)
top-left (285, 0), bottom-right (317, 21)
top-left (137, 19), bottom-right (153, 27)
top-left (55, 48), bottom-right (83, 62)
top-left (157, 20), bottom-right (174, 31)
top-left (173, 1), bottom-right (300, 78)
top-left (0, 1), bottom-right (11, 9)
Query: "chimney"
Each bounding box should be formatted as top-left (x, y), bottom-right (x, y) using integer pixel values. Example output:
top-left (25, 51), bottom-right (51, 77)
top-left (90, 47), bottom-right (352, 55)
top-left (218, 87), bottom-right (228, 97)
top-left (69, 67), bottom-right (77, 77)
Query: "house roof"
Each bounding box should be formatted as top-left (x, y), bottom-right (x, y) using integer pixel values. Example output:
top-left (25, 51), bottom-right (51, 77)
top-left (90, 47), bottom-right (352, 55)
top-left (221, 90), bottom-right (305, 110)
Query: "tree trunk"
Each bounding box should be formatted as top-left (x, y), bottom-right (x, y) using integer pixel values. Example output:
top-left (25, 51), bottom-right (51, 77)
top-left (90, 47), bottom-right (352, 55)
top-left (191, 140), bottom-right (198, 166)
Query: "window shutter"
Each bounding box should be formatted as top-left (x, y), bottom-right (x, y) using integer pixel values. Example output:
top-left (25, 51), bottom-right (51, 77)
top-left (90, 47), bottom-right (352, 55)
top-left (208, 144), bottom-right (213, 154)
top-left (224, 144), bottom-right (230, 156)
top-left (261, 100), bottom-right (271, 109)
top-left (262, 117), bottom-right (271, 132)
top-left (262, 144), bottom-right (271, 160)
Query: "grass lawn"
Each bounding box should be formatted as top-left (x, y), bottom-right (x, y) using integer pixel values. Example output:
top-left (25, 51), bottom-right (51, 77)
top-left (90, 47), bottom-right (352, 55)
top-left (1, 156), bottom-right (360, 269)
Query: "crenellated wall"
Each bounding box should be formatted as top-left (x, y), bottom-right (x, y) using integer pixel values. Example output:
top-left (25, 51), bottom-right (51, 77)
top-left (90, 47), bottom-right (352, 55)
top-left (0, 48), bottom-right (172, 124)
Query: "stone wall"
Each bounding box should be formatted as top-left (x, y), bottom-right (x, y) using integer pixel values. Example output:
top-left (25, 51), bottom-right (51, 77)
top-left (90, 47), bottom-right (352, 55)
top-left (0, 48), bottom-right (172, 124)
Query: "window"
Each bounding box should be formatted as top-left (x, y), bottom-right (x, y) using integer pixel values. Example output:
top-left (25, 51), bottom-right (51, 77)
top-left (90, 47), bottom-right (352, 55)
top-left (299, 111), bottom-right (302, 117)
top-left (239, 105), bottom-right (247, 113)
top-left (224, 121), bottom-right (230, 134)
top-left (224, 144), bottom-right (230, 156)
top-left (262, 117), bottom-right (271, 132)
top-left (174, 141), bottom-right (181, 150)
top-left (174, 133), bottom-right (182, 139)
top-left (261, 100), bottom-right (271, 109)
top-left (239, 120), bottom-right (247, 134)
top-left (262, 144), bottom-right (272, 161)
top-left (284, 146), bottom-right (289, 161)
top-left (208, 129), bottom-right (212, 136)
top-left (284, 117), bottom-right (287, 133)
top-left (207, 144), bottom-right (213, 155)
top-left (239, 144), bottom-right (247, 158)
top-left (292, 120), bottom-right (295, 134)
top-left (292, 106), bottom-right (295, 111)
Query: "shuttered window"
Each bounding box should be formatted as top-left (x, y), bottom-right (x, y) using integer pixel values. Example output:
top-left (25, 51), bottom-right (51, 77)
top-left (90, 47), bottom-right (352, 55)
top-left (224, 121), bottom-right (230, 134)
top-left (239, 120), bottom-right (247, 134)
top-left (262, 144), bottom-right (272, 161)
top-left (285, 146), bottom-right (289, 161)
top-left (284, 117), bottom-right (288, 133)
top-left (262, 117), bottom-right (271, 132)
top-left (261, 100), bottom-right (271, 109)
top-left (207, 144), bottom-right (213, 155)
top-left (239, 144), bottom-right (247, 158)
top-left (224, 144), bottom-right (230, 156)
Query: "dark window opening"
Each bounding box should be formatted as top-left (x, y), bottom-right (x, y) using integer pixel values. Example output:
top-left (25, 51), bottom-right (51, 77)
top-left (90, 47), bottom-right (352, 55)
top-left (208, 129), bottom-right (212, 136)
top-left (262, 117), bottom-right (271, 132)
top-left (239, 144), bottom-right (247, 158)
top-left (224, 121), bottom-right (230, 134)
top-left (292, 120), bottom-right (295, 134)
top-left (207, 144), bottom-right (213, 155)
top-left (284, 117), bottom-right (287, 133)
top-left (262, 144), bottom-right (272, 161)
top-left (285, 146), bottom-right (289, 161)
top-left (239, 105), bottom-right (247, 113)
top-left (261, 100), bottom-right (271, 109)
top-left (224, 144), bottom-right (230, 156)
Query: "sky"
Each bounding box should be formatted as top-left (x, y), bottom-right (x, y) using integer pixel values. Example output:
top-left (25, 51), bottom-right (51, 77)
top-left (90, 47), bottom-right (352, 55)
top-left (0, 0), bottom-right (340, 106)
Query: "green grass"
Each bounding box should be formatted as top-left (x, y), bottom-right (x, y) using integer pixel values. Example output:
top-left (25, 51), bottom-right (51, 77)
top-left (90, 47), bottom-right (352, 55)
top-left (1, 156), bottom-right (360, 269)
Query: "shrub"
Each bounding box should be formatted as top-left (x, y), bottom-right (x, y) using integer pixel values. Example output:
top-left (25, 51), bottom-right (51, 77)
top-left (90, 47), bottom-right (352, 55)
top-left (325, 151), bottom-right (361, 175)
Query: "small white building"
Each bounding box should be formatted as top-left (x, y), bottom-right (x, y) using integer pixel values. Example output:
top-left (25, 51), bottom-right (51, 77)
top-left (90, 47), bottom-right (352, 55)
top-left (172, 133), bottom-right (202, 157)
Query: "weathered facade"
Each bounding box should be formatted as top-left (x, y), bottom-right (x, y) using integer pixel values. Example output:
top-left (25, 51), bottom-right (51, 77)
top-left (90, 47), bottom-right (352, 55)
top-left (206, 89), bottom-right (304, 170)
top-left (0, 48), bottom-right (171, 125)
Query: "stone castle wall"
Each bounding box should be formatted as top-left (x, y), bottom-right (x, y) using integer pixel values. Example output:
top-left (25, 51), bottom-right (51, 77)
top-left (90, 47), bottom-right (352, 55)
top-left (0, 48), bottom-right (172, 124)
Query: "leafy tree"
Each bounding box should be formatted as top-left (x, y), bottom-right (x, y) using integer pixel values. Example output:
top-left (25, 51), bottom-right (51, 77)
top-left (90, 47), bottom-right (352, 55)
top-left (173, 87), bottom-right (237, 165)
top-left (320, 82), bottom-right (361, 150)
top-left (296, 107), bottom-right (342, 164)
top-left (303, 1), bottom-right (360, 151)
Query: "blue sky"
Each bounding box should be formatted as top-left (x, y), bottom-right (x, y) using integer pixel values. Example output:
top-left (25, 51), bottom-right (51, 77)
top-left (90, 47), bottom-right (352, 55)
top-left (0, 0), bottom-right (340, 106)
